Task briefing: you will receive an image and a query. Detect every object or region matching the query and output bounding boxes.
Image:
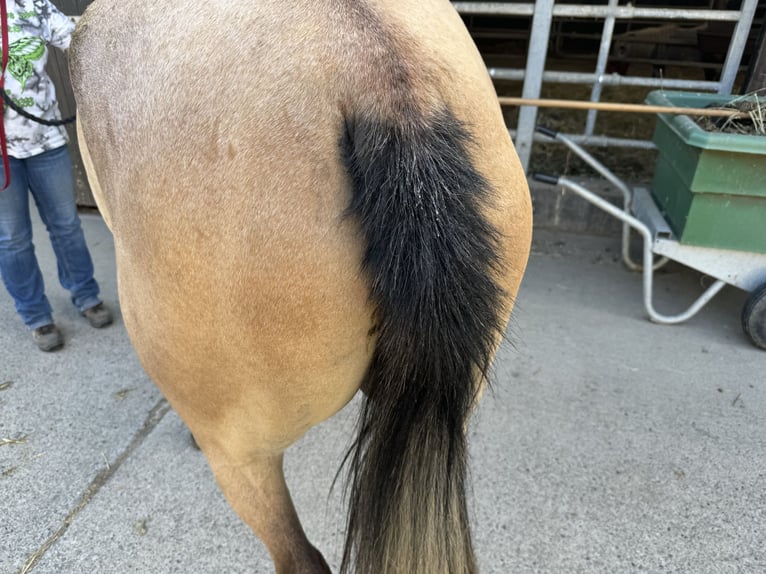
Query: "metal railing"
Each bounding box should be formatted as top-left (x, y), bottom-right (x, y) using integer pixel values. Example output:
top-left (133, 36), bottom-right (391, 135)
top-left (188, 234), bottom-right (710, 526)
top-left (453, 0), bottom-right (760, 170)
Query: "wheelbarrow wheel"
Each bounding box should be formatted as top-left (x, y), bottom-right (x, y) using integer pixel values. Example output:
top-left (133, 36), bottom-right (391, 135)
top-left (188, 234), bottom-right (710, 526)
top-left (742, 283), bottom-right (766, 350)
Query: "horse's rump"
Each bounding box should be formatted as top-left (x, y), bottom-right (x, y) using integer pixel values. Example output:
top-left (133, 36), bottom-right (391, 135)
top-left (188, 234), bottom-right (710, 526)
top-left (70, 1), bottom-right (532, 572)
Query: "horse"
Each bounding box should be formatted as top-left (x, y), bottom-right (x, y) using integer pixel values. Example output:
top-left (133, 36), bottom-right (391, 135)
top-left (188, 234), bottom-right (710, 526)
top-left (68, 1), bottom-right (532, 572)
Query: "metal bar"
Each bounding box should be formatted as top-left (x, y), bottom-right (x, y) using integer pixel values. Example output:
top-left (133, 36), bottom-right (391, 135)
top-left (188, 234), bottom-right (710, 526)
top-left (585, 0), bottom-right (620, 137)
top-left (519, 131), bottom-right (657, 149)
top-left (553, 6), bottom-right (740, 20)
top-left (489, 68), bottom-right (721, 91)
top-left (630, 187), bottom-right (674, 241)
top-left (514, 0), bottom-right (555, 170)
top-left (539, 130), bottom-right (671, 272)
top-left (553, 126), bottom-right (641, 271)
top-left (718, 0), bottom-right (759, 94)
top-left (552, 177), bottom-right (728, 324)
top-left (452, 2), bottom-right (535, 16)
top-left (743, 20), bottom-right (766, 92)
top-left (539, 128), bottom-right (633, 201)
top-left (452, 2), bottom-right (742, 21)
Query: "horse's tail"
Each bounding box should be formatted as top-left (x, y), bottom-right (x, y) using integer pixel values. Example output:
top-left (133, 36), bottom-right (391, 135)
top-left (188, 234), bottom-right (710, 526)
top-left (339, 103), bottom-right (508, 574)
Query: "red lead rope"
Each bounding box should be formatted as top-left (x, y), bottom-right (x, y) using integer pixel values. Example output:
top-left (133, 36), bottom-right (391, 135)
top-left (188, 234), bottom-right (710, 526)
top-left (0, 0), bottom-right (10, 190)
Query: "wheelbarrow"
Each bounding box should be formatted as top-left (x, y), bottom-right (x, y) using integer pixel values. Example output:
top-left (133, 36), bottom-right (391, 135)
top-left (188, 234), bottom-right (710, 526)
top-left (533, 126), bottom-right (766, 350)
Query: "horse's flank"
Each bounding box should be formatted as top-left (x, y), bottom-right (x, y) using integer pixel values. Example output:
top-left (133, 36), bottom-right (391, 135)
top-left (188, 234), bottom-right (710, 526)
top-left (69, 1), bottom-right (532, 572)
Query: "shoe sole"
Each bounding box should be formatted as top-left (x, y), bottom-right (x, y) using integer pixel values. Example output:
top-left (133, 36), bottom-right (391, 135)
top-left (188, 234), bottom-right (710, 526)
top-left (87, 317), bottom-right (113, 329)
top-left (36, 339), bottom-right (64, 352)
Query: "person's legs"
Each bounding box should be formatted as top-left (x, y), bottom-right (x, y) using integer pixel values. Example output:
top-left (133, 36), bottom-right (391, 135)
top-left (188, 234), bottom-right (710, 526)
top-left (26, 145), bottom-right (103, 314)
top-left (0, 157), bottom-right (55, 329)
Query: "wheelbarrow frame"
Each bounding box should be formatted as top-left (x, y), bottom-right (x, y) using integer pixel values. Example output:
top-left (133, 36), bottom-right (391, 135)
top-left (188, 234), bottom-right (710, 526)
top-left (534, 127), bottom-right (766, 348)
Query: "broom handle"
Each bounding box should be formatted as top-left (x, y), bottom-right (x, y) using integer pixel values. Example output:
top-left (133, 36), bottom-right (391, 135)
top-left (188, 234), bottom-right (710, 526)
top-left (497, 96), bottom-right (748, 118)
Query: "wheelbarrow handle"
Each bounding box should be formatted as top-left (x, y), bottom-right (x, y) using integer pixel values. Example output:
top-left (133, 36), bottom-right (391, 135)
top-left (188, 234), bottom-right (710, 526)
top-left (535, 125), bottom-right (560, 139)
top-left (532, 173), bottom-right (560, 185)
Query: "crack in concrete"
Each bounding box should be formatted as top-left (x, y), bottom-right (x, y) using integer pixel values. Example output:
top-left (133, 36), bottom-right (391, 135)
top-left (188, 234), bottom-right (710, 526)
top-left (18, 398), bottom-right (171, 574)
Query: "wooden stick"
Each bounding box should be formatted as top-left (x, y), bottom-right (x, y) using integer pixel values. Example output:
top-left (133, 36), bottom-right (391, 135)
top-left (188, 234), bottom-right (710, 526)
top-left (497, 96), bottom-right (748, 118)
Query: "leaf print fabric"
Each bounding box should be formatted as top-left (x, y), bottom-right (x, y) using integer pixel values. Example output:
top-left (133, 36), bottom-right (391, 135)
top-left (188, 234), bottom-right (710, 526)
top-left (3, 0), bottom-right (75, 158)
top-left (8, 36), bottom-right (46, 88)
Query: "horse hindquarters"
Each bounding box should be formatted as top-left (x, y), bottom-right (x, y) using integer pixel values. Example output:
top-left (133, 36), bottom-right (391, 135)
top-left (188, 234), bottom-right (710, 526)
top-left (69, 1), bottom-right (532, 573)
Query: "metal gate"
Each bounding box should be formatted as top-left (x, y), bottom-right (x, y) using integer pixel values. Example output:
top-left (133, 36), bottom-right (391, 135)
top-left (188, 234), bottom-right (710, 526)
top-left (453, 0), bottom-right (761, 171)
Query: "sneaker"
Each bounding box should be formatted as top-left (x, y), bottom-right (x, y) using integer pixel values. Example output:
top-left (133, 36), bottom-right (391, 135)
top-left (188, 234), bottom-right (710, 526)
top-left (82, 302), bottom-right (113, 328)
top-left (32, 324), bottom-right (64, 352)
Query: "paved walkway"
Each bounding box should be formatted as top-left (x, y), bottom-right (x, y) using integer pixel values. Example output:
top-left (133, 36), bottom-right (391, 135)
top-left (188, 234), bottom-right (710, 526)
top-left (1, 212), bottom-right (764, 573)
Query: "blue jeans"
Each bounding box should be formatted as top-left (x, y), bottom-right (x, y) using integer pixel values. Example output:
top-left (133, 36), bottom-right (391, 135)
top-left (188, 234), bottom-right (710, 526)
top-left (0, 145), bottom-right (100, 329)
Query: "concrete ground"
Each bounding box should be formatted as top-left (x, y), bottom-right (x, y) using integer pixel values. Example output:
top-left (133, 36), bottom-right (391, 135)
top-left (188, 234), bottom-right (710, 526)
top-left (1, 210), bottom-right (765, 574)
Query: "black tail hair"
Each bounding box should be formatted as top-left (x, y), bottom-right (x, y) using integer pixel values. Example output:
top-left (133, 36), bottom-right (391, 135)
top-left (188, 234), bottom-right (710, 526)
top-left (339, 106), bottom-right (507, 574)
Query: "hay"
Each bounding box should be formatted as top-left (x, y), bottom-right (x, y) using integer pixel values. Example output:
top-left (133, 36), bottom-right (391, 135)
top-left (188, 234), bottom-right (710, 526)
top-left (695, 89), bottom-right (766, 136)
top-left (0, 434), bottom-right (29, 447)
top-left (114, 388), bottom-right (135, 401)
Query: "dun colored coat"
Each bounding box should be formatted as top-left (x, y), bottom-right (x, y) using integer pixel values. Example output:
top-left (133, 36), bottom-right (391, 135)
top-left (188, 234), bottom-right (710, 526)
top-left (69, 1), bottom-right (532, 572)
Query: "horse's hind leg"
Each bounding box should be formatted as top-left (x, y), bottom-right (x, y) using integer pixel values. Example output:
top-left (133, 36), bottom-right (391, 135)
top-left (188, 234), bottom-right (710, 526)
top-left (204, 448), bottom-right (331, 574)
